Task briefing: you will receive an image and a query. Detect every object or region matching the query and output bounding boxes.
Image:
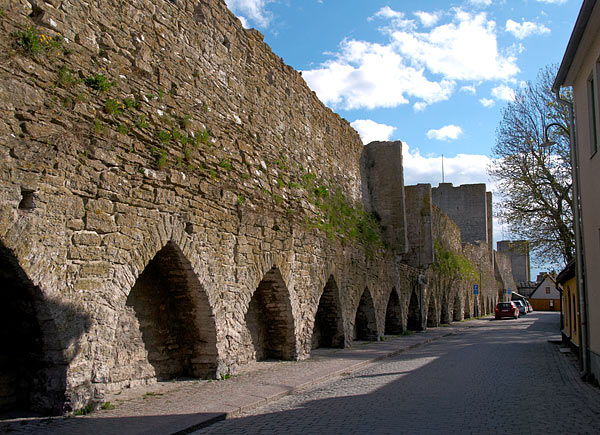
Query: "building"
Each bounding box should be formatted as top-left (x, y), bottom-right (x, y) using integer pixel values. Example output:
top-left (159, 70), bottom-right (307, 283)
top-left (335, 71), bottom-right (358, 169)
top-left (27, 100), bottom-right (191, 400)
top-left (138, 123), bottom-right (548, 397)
top-left (553, 0), bottom-right (600, 381)
top-left (557, 260), bottom-right (579, 349)
top-left (529, 274), bottom-right (561, 312)
top-left (497, 240), bottom-right (531, 283)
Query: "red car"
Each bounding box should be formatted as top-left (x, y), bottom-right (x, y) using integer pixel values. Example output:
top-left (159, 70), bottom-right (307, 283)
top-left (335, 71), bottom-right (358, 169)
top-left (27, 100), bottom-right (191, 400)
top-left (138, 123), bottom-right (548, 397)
top-left (495, 301), bottom-right (520, 319)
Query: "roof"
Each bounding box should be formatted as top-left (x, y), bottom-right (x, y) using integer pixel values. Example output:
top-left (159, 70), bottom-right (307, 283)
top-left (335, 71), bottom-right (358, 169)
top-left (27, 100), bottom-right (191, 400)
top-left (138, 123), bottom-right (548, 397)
top-left (553, 0), bottom-right (598, 91)
top-left (530, 275), bottom-right (559, 298)
top-left (556, 259), bottom-right (576, 285)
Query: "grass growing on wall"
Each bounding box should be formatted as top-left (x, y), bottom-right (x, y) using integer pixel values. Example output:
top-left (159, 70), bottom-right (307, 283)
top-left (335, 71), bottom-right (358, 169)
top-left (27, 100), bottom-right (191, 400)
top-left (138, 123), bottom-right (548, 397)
top-left (432, 241), bottom-right (479, 282)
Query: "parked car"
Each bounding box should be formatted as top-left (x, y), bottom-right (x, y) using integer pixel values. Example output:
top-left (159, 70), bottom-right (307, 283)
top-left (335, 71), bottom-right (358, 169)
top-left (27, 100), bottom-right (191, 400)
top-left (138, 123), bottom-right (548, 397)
top-left (512, 299), bottom-right (527, 315)
top-left (525, 300), bottom-right (533, 313)
top-left (495, 301), bottom-right (520, 319)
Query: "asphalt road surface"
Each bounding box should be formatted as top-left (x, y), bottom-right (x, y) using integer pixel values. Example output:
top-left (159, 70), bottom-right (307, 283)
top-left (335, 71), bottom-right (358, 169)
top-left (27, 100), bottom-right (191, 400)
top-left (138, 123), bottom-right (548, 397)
top-left (193, 312), bottom-right (600, 435)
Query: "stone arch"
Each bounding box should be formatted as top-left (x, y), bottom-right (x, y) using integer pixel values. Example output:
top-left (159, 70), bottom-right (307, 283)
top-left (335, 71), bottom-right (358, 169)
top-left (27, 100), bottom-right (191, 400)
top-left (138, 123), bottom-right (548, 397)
top-left (453, 294), bottom-right (462, 321)
top-left (407, 287), bottom-right (423, 331)
top-left (427, 295), bottom-right (438, 327)
top-left (246, 266), bottom-right (296, 360)
top-left (384, 287), bottom-right (403, 335)
top-left (353, 287), bottom-right (378, 341)
top-left (440, 294), bottom-right (450, 324)
top-left (311, 275), bottom-right (345, 349)
top-left (464, 295), bottom-right (472, 319)
top-left (0, 243), bottom-right (83, 415)
top-left (111, 240), bottom-right (218, 384)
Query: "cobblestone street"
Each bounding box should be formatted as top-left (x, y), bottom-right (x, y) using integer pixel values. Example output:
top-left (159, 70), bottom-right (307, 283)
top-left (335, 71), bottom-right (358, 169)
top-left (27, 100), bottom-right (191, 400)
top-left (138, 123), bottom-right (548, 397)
top-left (194, 312), bottom-right (600, 435)
top-left (3, 313), bottom-right (599, 435)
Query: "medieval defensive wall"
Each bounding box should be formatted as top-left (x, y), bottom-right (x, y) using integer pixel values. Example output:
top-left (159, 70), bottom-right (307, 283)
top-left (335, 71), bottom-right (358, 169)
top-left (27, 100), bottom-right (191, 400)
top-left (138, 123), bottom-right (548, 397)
top-left (0, 0), bottom-right (514, 415)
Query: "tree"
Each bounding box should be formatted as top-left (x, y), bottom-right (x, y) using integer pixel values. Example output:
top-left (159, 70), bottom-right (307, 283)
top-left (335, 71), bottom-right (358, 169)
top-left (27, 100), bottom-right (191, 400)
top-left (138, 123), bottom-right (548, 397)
top-left (488, 65), bottom-right (574, 267)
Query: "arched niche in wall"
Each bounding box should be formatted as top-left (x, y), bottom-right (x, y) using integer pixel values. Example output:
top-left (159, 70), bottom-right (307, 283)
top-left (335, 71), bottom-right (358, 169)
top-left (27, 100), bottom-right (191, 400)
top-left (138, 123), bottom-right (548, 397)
top-left (353, 287), bottom-right (378, 341)
top-left (311, 275), bottom-right (345, 350)
top-left (453, 294), bottom-right (462, 321)
top-left (0, 242), bottom-right (85, 416)
top-left (118, 241), bottom-right (218, 382)
top-left (246, 266), bottom-right (296, 361)
top-left (426, 295), bottom-right (438, 327)
top-left (464, 296), bottom-right (472, 319)
top-left (440, 294), bottom-right (450, 324)
top-left (384, 287), bottom-right (403, 335)
top-left (407, 287), bottom-right (423, 331)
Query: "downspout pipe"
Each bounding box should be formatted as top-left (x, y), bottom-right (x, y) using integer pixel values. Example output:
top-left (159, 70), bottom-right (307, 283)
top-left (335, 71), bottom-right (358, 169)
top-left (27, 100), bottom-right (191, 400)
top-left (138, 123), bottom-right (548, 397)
top-left (555, 88), bottom-right (589, 379)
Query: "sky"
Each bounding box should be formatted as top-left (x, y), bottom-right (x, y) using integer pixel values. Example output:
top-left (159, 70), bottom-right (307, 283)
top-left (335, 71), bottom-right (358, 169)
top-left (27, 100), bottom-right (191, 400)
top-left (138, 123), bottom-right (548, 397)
top-left (225, 0), bottom-right (582, 270)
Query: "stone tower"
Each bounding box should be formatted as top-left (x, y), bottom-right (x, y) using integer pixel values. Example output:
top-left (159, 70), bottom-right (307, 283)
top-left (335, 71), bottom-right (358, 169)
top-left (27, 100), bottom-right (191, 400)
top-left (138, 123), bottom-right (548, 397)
top-left (497, 240), bottom-right (531, 283)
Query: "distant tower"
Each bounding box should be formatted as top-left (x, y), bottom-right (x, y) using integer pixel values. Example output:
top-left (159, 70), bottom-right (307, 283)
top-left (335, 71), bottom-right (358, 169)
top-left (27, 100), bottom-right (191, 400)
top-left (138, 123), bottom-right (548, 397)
top-left (497, 240), bottom-right (531, 283)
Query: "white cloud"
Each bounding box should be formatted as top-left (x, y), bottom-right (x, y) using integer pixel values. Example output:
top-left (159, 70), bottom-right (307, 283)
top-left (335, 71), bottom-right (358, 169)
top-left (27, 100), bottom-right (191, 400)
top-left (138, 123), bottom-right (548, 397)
top-left (390, 10), bottom-right (519, 81)
top-left (225, 0), bottom-right (273, 28)
top-left (460, 85), bottom-right (477, 95)
top-left (536, 0), bottom-right (567, 4)
top-left (505, 19), bottom-right (550, 39)
top-left (302, 40), bottom-right (455, 110)
top-left (402, 142), bottom-right (492, 187)
top-left (480, 98), bottom-right (495, 107)
top-left (302, 8), bottom-right (518, 111)
top-left (414, 11), bottom-right (441, 27)
top-left (491, 84), bottom-right (515, 101)
top-left (469, 0), bottom-right (493, 7)
top-left (351, 119), bottom-right (396, 144)
top-left (426, 124), bottom-right (463, 141)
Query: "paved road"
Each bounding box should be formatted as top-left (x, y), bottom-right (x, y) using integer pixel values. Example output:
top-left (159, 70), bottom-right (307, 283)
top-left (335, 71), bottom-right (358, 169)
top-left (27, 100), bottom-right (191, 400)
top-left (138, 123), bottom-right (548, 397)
top-left (193, 312), bottom-right (600, 435)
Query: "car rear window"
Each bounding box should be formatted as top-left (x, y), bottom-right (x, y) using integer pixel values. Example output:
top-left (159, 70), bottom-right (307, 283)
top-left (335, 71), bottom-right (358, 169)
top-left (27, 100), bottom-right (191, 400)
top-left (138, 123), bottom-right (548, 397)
top-left (498, 303), bottom-right (511, 308)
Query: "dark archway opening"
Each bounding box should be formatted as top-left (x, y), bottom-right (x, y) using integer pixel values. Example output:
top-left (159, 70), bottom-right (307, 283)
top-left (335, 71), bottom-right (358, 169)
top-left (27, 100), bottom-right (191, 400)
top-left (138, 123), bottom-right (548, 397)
top-left (353, 288), bottom-right (378, 341)
top-left (407, 288), bottom-right (423, 331)
top-left (384, 288), bottom-right (403, 335)
top-left (125, 241), bottom-right (217, 380)
top-left (246, 266), bottom-right (295, 361)
top-left (464, 296), bottom-right (472, 319)
top-left (453, 295), bottom-right (462, 321)
top-left (311, 276), bottom-right (345, 350)
top-left (0, 244), bottom-right (73, 416)
top-left (427, 296), bottom-right (438, 327)
top-left (440, 295), bottom-right (450, 324)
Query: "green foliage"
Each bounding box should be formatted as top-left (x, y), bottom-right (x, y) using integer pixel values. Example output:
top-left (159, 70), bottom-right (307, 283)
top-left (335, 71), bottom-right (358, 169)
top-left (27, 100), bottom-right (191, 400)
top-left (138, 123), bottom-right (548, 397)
top-left (116, 122), bottom-right (129, 135)
top-left (218, 157), bottom-right (232, 172)
top-left (152, 147), bottom-right (168, 170)
top-left (135, 114), bottom-right (149, 129)
top-left (15, 26), bottom-right (63, 56)
top-left (220, 373), bottom-right (232, 380)
top-left (196, 129), bottom-right (210, 146)
top-left (236, 194), bottom-right (246, 206)
top-left (157, 130), bottom-right (171, 144)
top-left (123, 97), bottom-right (139, 110)
top-left (100, 402), bottom-right (115, 410)
top-left (314, 185), bottom-right (329, 198)
top-left (84, 73), bottom-right (114, 92)
top-left (57, 66), bottom-right (78, 88)
top-left (104, 98), bottom-right (124, 116)
top-left (93, 118), bottom-right (104, 135)
top-left (73, 403), bottom-right (94, 416)
top-left (183, 146), bottom-right (194, 162)
top-left (432, 241), bottom-right (479, 282)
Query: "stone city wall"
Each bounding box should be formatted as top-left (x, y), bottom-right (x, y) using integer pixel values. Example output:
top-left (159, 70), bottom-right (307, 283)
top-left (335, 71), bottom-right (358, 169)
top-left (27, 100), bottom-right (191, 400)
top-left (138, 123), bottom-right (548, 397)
top-left (0, 0), bottom-right (514, 415)
top-left (0, 0), bottom-right (422, 413)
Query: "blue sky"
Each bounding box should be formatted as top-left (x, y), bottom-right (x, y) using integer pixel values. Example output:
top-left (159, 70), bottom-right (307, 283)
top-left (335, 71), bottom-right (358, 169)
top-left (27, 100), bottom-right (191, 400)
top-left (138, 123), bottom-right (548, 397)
top-left (225, 0), bottom-right (581, 267)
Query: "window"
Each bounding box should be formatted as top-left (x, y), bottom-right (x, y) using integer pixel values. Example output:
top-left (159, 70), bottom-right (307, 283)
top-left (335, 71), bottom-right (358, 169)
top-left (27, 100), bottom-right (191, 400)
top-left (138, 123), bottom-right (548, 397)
top-left (546, 286), bottom-right (551, 294)
top-left (588, 75), bottom-right (599, 156)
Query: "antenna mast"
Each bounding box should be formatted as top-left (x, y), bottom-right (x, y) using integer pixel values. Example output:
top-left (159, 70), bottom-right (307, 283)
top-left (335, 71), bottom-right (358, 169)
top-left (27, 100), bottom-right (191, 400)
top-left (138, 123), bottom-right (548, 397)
top-left (442, 154), bottom-right (445, 183)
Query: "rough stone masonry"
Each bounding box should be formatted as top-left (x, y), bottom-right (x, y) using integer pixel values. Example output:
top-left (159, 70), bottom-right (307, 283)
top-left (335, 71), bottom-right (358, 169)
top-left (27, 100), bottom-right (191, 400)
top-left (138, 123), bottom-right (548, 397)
top-left (0, 0), bottom-right (514, 414)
